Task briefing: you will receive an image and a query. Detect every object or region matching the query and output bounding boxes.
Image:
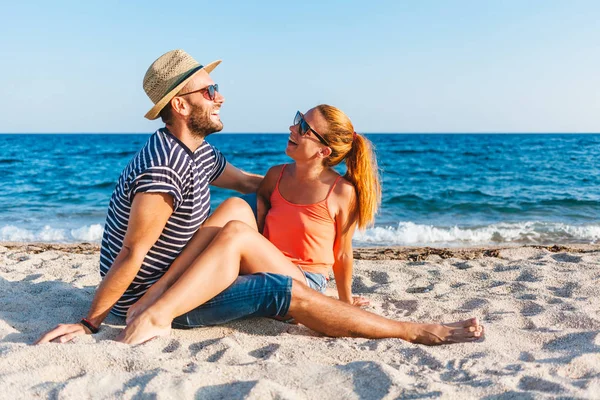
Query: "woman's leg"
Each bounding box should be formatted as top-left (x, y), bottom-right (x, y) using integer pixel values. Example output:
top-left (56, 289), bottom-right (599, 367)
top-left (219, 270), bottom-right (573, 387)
top-left (126, 197), bottom-right (257, 323)
top-left (117, 220), bottom-right (305, 344)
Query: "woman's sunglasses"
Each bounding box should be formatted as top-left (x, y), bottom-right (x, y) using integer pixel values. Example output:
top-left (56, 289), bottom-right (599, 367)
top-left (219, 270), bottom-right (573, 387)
top-left (178, 84), bottom-right (219, 101)
top-left (294, 111), bottom-right (329, 146)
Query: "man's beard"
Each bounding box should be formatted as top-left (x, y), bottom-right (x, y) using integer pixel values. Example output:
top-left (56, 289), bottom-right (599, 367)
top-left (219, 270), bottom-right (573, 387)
top-left (188, 103), bottom-right (223, 138)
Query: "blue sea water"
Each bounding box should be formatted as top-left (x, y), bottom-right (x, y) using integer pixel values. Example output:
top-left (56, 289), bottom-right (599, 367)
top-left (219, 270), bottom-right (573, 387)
top-left (0, 133), bottom-right (599, 247)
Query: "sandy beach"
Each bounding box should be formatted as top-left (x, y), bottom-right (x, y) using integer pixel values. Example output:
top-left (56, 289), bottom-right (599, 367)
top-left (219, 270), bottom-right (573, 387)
top-left (1, 242), bottom-right (599, 399)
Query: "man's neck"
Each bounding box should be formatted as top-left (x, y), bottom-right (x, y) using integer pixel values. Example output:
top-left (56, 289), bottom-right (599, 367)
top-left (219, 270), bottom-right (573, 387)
top-left (165, 123), bottom-right (205, 153)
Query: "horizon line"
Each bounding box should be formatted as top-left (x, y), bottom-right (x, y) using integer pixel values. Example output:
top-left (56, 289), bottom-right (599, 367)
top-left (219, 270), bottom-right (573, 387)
top-left (1, 131), bottom-right (600, 135)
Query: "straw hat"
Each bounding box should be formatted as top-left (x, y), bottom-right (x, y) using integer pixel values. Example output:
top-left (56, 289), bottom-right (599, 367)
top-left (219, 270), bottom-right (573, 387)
top-left (143, 49), bottom-right (221, 120)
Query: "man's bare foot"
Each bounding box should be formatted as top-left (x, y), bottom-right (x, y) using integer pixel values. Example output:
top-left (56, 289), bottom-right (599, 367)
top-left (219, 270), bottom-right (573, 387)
top-left (409, 318), bottom-right (484, 345)
top-left (116, 310), bottom-right (172, 345)
top-left (126, 285), bottom-right (166, 324)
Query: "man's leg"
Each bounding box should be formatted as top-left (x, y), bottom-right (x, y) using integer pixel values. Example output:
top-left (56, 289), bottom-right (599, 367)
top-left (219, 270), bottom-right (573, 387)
top-left (173, 272), bottom-right (293, 328)
top-left (168, 276), bottom-right (483, 346)
top-left (117, 221), bottom-right (307, 344)
top-left (286, 280), bottom-right (483, 345)
top-left (126, 197), bottom-right (256, 322)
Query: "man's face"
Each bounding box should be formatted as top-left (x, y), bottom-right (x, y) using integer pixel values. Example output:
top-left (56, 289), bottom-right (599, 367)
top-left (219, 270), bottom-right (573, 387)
top-left (179, 71), bottom-right (225, 137)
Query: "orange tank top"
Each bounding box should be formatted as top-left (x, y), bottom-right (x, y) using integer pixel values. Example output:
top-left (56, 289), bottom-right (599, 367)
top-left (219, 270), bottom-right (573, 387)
top-left (263, 165), bottom-right (342, 275)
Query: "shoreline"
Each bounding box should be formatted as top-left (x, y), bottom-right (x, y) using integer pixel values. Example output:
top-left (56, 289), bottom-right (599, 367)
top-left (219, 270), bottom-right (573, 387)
top-left (2, 241), bottom-right (599, 260)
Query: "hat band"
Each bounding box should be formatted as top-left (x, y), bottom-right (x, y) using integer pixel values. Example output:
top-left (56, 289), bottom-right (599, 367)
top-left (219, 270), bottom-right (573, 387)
top-left (164, 64), bottom-right (204, 94)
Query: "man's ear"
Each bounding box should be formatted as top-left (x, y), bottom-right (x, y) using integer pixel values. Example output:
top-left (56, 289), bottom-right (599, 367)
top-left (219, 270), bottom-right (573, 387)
top-left (171, 97), bottom-right (191, 117)
top-left (320, 146), bottom-right (332, 158)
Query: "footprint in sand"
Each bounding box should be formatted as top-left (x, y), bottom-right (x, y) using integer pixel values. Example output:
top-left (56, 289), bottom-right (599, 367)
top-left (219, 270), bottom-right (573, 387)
top-left (551, 254), bottom-right (582, 264)
top-left (520, 301), bottom-right (544, 317)
top-left (188, 338), bottom-right (221, 358)
top-left (406, 284), bottom-right (435, 294)
top-left (515, 269), bottom-right (541, 282)
top-left (368, 271), bottom-right (390, 284)
top-left (516, 293), bottom-right (537, 300)
top-left (351, 276), bottom-right (377, 294)
top-left (182, 362), bottom-right (197, 373)
top-left (453, 261), bottom-right (473, 270)
top-left (493, 263), bottom-right (520, 273)
top-left (248, 344), bottom-right (280, 360)
top-left (548, 282), bottom-right (579, 298)
top-left (518, 376), bottom-right (566, 394)
top-left (162, 339), bottom-right (180, 354)
top-left (458, 298), bottom-right (489, 312)
top-left (383, 299), bottom-right (418, 317)
top-left (399, 348), bottom-right (444, 370)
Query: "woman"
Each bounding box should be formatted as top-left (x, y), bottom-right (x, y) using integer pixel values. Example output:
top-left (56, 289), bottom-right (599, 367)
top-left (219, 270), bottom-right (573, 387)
top-left (120, 105), bottom-right (483, 344)
top-left (254, 105), bottom-right (380, 304)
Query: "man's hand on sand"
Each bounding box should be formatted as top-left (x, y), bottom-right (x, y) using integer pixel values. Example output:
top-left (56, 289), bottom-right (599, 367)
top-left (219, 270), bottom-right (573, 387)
top-left (34, 323), bottom-right (89, 344)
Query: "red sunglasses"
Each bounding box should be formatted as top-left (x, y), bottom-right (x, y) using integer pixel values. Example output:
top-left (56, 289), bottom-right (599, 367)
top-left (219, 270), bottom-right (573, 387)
top-left (179, 84), bottom-right (219, 101)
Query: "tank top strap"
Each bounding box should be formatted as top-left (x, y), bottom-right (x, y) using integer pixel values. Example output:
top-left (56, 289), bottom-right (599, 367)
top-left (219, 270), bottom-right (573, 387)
top-left (325, 175), bottom-right (343, 199)
top-left (275, 164), bottom-right (288, 191)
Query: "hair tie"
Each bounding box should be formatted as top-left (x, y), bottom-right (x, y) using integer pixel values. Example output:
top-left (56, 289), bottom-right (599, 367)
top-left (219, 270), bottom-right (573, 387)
top-left (353, 131), bottom-right (358, 141)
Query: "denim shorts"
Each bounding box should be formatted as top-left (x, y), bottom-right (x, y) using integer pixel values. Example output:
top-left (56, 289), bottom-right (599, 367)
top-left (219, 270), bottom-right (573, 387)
top-left (303, 271), bottom-right (327, 293)
top-left (172, 193), bottom-right (326, 329)
top-left (172, 272), bottom-right (293, 329)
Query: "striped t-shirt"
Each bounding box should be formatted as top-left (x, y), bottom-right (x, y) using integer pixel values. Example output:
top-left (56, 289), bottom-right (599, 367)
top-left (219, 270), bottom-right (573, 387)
top-left (100, 128), bottom-right (226, 317)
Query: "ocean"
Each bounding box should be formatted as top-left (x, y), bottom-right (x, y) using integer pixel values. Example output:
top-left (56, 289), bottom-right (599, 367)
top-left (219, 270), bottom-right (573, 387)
top-left (1, 133), bottom-right (598, 247)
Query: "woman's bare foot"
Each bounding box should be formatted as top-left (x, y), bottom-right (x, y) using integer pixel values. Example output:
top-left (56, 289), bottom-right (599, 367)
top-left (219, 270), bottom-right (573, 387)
top-left (409, 318), bottom-right (484, 345)
top-left (116, 310), bottom-right (172, 345)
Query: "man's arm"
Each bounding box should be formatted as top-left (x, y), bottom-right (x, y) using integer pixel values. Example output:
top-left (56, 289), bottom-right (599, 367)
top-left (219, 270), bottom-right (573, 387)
top-left (211, 162), bottom-right (263, 194)
top-left (35, 192), bottom-right (174, 344)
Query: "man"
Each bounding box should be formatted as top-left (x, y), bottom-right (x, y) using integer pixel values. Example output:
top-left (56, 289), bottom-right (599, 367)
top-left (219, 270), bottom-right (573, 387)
top-left (37, 50), bottom-right (482, 345)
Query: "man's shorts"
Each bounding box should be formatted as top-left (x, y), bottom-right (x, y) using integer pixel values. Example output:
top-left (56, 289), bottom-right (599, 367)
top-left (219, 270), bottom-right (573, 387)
top-left (172, 194), bottom-right (327, 329)
top-left (172, 272), bottom-right (293, 329)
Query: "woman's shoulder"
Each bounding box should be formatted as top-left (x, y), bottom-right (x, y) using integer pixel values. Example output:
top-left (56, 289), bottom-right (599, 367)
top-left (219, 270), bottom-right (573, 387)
top-left (264, 164), bottom-right (288, 182)
top-left (266, 164), bottom-right (287, 176)
top-left (331, 175), bottom-right (356, 202)
top-left (258, 164), bottom-right (287, 197)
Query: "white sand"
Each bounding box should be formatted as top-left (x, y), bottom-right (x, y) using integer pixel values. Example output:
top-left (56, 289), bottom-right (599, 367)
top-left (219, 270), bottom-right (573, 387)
top-left (1, 243), bottom-right (600, 399)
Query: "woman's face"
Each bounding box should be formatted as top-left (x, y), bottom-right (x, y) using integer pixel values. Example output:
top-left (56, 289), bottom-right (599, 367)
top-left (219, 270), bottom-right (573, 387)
top-left (285, 108), bottom-right (329, 161)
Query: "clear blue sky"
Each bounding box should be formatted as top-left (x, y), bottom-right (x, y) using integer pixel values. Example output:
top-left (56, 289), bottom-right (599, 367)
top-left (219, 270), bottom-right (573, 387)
top-left (1, 0), bottom-right (598, 133)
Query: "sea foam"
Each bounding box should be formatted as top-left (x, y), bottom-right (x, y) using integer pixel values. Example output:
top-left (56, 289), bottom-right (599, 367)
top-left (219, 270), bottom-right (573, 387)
top-left (2, 221), bottom-right (599, 247)
top-left (0, 224), bottom-right (104, 243)
top-left (354, 221), bottom-right (600, 247)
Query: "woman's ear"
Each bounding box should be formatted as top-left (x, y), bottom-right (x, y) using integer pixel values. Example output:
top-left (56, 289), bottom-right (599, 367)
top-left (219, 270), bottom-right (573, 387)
top-left (319, 146), bottom-right (333, 158)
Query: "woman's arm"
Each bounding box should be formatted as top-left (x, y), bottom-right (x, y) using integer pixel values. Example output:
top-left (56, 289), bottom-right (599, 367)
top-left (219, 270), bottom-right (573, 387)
top-left (331, 180), bottom-right (360, 304)
top-left (256, 165), bottom-right (284, 233)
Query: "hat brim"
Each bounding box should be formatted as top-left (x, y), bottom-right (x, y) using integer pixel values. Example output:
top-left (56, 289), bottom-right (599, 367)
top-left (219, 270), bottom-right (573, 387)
top-left (144, 60), bottom-right (222, 120)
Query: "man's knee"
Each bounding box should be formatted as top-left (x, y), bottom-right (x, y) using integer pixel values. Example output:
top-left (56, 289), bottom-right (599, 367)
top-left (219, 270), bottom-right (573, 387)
top-left (221, 220), bottom-right (253, 239)
top-left (287, 278), bottom-right (313, 314)
top-left (219, 197), bottom-right (253, 216)
top-left (219, 197), bottom-right (256, 225)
